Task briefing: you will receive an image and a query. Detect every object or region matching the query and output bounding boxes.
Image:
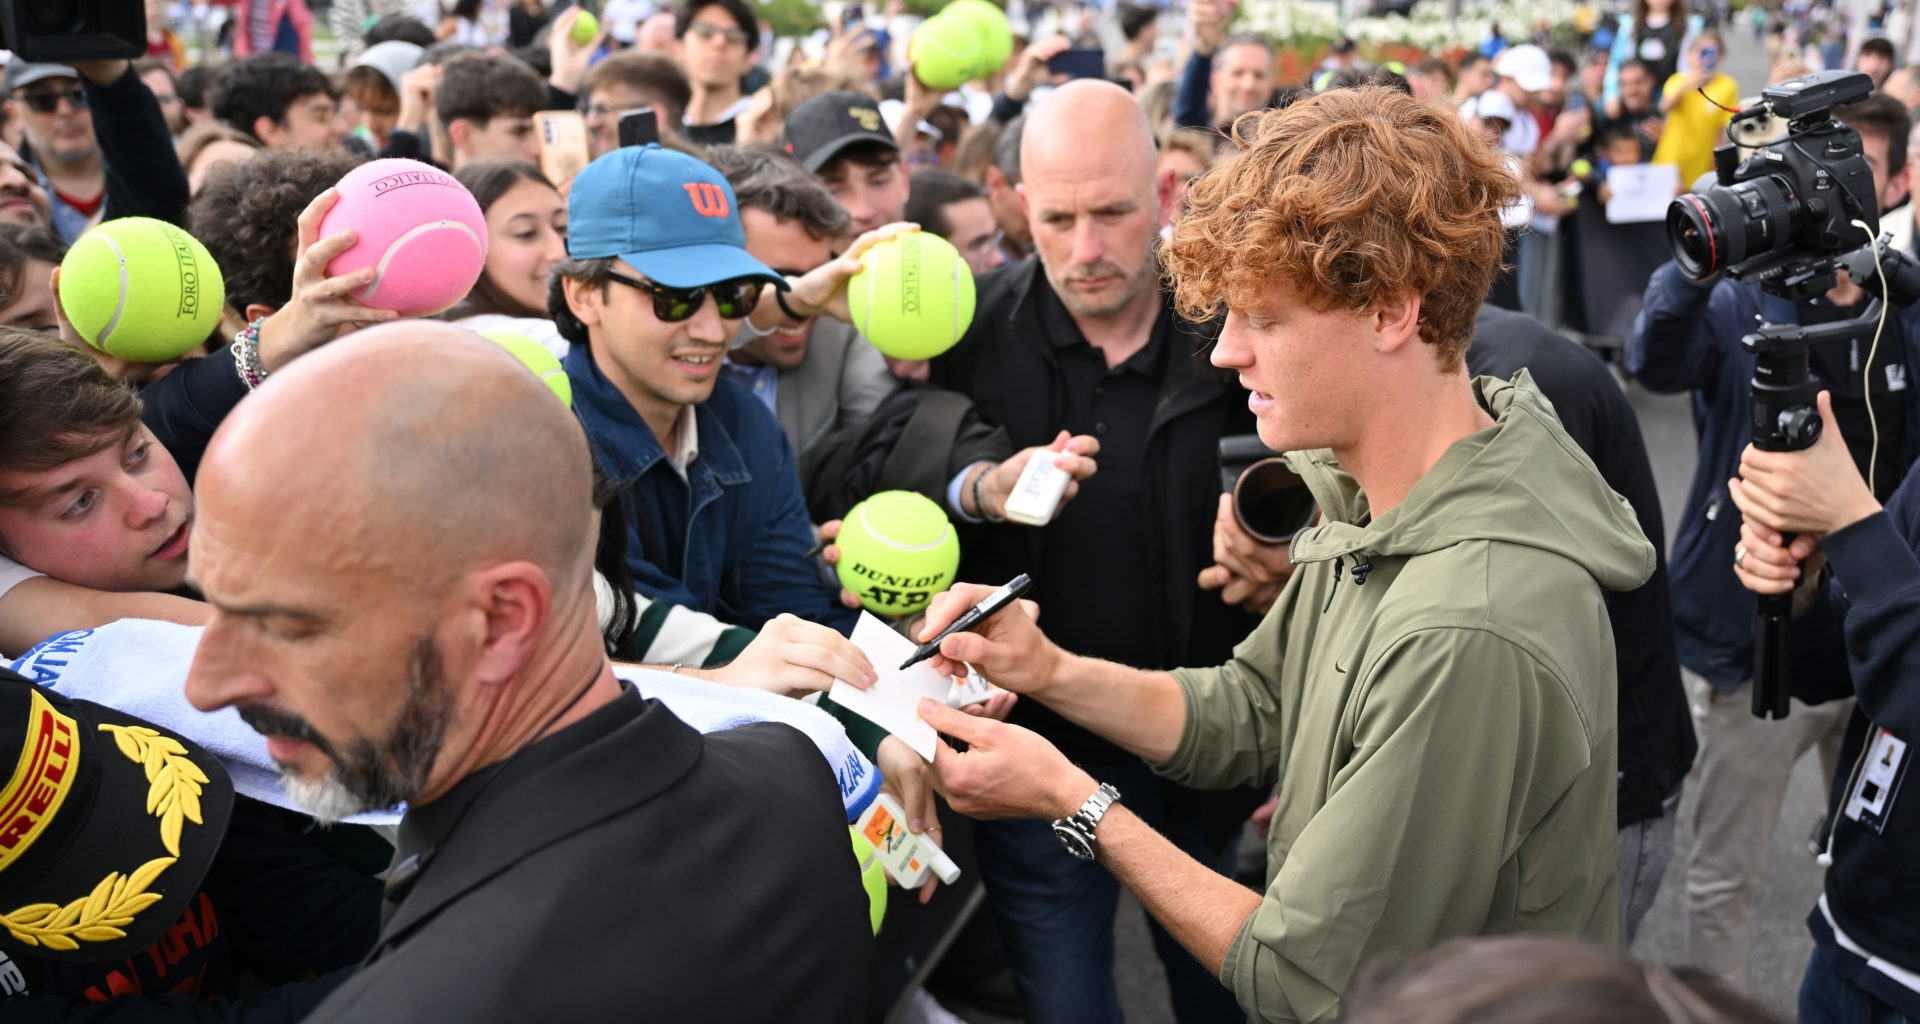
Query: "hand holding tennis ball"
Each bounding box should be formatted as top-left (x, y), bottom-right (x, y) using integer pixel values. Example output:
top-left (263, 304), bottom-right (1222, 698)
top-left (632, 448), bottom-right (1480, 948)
top-left (568, 8), bottom-right (600, 44)
top-left (249, 188), bottom-right (402, 377)
top-left (774, 221), bottom-right (922, 325)
top-left (834, 491), bottom-right (960, 616)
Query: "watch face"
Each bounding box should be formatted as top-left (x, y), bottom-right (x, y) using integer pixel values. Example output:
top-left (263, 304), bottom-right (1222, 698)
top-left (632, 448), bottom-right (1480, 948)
top-left (1052, 820), bottom-right (1095, 861)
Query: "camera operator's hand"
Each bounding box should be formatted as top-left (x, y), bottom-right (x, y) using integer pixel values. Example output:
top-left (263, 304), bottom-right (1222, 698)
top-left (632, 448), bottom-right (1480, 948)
top-left (916, 583), bottom-right (1064, 694)
top-left (1729, 391), bottom-right (1883, 537)
top-left (1198, 493), bottom-right (1294, 614)
top-left (257, 189), bottom-right (399, 373)
top-left (1733, 519), bottom-right (1828, 615)
top-left (71, 61), bottom-right (132, 88)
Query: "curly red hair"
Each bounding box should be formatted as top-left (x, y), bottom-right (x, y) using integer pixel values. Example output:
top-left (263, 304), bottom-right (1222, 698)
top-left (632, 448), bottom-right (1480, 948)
top-left (1165, 87), bottom-right (1520, 369)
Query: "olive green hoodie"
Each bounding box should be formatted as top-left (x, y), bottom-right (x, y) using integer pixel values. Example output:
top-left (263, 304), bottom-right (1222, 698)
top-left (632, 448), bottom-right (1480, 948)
top-left (1157, 372), bottom-right (1655, 1023)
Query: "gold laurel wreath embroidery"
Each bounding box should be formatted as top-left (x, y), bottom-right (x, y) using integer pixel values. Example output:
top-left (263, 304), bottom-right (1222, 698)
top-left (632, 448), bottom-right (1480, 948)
top-left (0, 724), bottom-right (207, 951)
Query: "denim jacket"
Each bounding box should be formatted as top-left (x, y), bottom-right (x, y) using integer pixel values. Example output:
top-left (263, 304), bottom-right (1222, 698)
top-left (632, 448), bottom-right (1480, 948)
top-left (566, 342), bottom-right (857, 635)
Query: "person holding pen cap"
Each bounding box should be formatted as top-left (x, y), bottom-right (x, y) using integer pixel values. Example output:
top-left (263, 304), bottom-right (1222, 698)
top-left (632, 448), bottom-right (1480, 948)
top-left (913, 85), bottom-right (1652, 1024)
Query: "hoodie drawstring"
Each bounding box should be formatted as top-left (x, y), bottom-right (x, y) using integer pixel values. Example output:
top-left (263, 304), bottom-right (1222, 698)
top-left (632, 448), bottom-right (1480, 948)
top-left (1321, 553), bottom-right (1373, 613)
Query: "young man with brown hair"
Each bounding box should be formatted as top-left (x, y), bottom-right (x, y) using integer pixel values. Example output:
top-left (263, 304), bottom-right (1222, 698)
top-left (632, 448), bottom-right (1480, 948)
top-left (916, 86), bottom-right (1652, 1022)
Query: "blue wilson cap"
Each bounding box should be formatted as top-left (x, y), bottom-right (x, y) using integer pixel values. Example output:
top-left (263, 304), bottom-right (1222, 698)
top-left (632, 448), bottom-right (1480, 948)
top-left (566, 144), bottom-right (782, 289)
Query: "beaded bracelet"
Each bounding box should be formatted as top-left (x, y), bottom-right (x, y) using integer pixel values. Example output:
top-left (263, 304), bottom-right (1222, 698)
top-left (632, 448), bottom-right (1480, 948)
top-left (230, 317), bottom-right (270, 390)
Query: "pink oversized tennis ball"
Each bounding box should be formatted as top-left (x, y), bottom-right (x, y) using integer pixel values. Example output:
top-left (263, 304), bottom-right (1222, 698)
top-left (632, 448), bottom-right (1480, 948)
top-left (320, 158), bottom-right (488, 317)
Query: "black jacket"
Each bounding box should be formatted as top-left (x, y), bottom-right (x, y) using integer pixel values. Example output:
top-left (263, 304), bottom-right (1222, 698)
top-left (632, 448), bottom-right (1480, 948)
top-left (1784, 457), bottom-right (1920, 1013)
top-left (1468, 305), bottom-right (1696, 827)
top-left (141, 347), bottom-right (249, 485)
top-left (303, 690), bottom-right (873, 1024)
top-left (929, 258), bottom-right (1263, 843)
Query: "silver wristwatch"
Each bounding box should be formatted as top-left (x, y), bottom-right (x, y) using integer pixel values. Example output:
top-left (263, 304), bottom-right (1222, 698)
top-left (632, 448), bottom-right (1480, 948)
top-left (1052, 783), bottom-right (1121, 861)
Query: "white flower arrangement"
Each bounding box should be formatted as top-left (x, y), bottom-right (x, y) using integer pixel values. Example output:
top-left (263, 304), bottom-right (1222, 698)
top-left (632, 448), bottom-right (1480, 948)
top-left (1240, 0), bottom-right (1590, 53)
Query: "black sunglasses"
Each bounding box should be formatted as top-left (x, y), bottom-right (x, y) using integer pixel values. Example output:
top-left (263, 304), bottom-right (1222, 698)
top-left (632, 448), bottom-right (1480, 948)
top-left (20, 87), bottom-right (86, 114)
top-left (604, 269), bottom-right (766, 322)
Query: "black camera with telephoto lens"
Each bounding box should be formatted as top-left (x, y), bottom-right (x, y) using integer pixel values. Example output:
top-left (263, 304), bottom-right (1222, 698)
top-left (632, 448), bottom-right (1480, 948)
top-left (1667, 70), bottom-right (1879, 298)
top-left (1664, 70), bottom-right (1920, 718)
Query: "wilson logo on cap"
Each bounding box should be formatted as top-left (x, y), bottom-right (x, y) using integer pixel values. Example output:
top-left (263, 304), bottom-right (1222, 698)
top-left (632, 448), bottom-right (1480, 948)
top-left (683, 182), bottom-right (730, 219)
top-left (0, 691), bottom-right (76, 871)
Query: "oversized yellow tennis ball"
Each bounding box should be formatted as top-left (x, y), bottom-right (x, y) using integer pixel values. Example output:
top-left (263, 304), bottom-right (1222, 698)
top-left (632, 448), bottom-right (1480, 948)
top-left (910, 14), bottom-right (982, 90)
top-left (478, 329), bottom-right (572, 408)
top-left (943, 0), bottom-right (1013, 78)
top-left (59, 217), bottom-right (225, 363)
top-left (850, 826), bottom-right (888, 935)
top-left (848, 231), bottom-right (975, 362)
top-left (569, 9), bottom-right (599, 43)
top-left (835, 490), bottom-right (960, 616)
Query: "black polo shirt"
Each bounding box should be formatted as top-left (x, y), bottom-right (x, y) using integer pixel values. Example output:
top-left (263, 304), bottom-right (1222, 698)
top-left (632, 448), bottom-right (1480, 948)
top-left (1034, 284), bottom-right (1172, 683)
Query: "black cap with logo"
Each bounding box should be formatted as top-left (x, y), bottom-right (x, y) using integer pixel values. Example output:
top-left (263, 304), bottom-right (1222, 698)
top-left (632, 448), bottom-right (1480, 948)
top-left (0, 668), bottom-right (232, 963)
top-left (782, 90), bottom-right (900, 174)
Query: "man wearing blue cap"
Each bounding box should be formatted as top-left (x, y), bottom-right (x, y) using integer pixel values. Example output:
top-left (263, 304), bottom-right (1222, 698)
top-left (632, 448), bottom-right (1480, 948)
top-left (555, 144), bottom-right (859, 633)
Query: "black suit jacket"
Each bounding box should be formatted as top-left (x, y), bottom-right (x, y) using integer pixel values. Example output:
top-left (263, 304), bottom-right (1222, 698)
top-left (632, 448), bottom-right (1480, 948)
top-left (303, 691), bottom-right (872, 1024)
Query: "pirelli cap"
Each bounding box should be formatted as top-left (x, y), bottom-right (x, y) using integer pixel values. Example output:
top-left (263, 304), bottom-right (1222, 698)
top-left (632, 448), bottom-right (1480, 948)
top-left (0, 668), bottom-right (232, 962)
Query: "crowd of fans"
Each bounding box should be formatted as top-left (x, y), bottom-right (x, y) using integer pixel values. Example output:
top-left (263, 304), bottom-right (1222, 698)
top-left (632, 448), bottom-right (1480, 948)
top-left (0, 0), bottom-right (1915, 1022)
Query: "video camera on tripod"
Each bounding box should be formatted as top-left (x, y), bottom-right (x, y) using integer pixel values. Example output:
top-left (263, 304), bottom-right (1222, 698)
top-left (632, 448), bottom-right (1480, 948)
top-left (1666, 69), bottom-right (1920, 718)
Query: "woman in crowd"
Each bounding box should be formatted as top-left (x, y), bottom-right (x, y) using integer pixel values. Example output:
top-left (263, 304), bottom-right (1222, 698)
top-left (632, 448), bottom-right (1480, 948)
top-left (444, 160), bottom-right (568, 350)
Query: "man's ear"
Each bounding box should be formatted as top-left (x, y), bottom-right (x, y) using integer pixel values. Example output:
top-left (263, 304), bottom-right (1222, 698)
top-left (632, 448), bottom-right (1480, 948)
top-left (244, 302), bottom-right (278, 323)
top-left (1154, 165), bottom-right (1178, 228)
top-left (1372, 291), bottom-right (1423, 353)
top-left (446, 117), bottom-right (473, 154)
top-left (461, 561), bottom-right (553, 690)
top-left (562, 275), bottom-right (603, 328)
top-left (1016, 181), bottom-right (1029, 222)
top-left (252, 115), bottom-right (283, 148)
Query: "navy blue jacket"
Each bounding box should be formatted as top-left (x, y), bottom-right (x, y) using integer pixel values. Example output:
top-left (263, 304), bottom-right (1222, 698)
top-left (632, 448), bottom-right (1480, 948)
top-left (1787, 465), bottom-right (1920, 1011)
top-left (1626, 260), bottom-right (1920, 691)
top-left (565, 342), bottom-right (856, 635)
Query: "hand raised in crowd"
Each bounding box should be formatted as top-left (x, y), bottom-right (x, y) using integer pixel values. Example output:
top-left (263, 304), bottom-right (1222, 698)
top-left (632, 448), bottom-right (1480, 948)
top-left (1004, 35), bottom-right (1074, 103)
top-left (895, 61), bottom-right (943, 150)
top-left (1727, 391), bottom-right (1883, 538)
top-left (70, 59), bottom-right (131, 87)
top-left (702, 612), bottom-right (878, 694)
top-left (761, 221), bottom-right (921, 328)
top-left (825, 26), bottom-right (882, 82)
top-left (875, 736), bottom-right (942, 903)
top-left (919, 698), bottom-right (1093, 820)
top-left (916, 582), bottom-right (1063, 694)
top-left (395, 63), bottom-right (444, 136)
top-left (255, 189), bottom-right (399, 372)
top-left (966, 431), bottom-right (1101, 522)
top-left (549, 7), bottom-right (608, 96)
top-left (1197, 493), bottom-right (1295, 614)
top-left (1188, 0), bottom-right (1232, 56)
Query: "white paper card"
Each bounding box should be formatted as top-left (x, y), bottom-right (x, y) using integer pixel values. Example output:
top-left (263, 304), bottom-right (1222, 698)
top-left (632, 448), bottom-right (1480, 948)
top-left (829, 612), bottom-right (953, 761)
top-left (1605, 163), bottom-right (1680, 224)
